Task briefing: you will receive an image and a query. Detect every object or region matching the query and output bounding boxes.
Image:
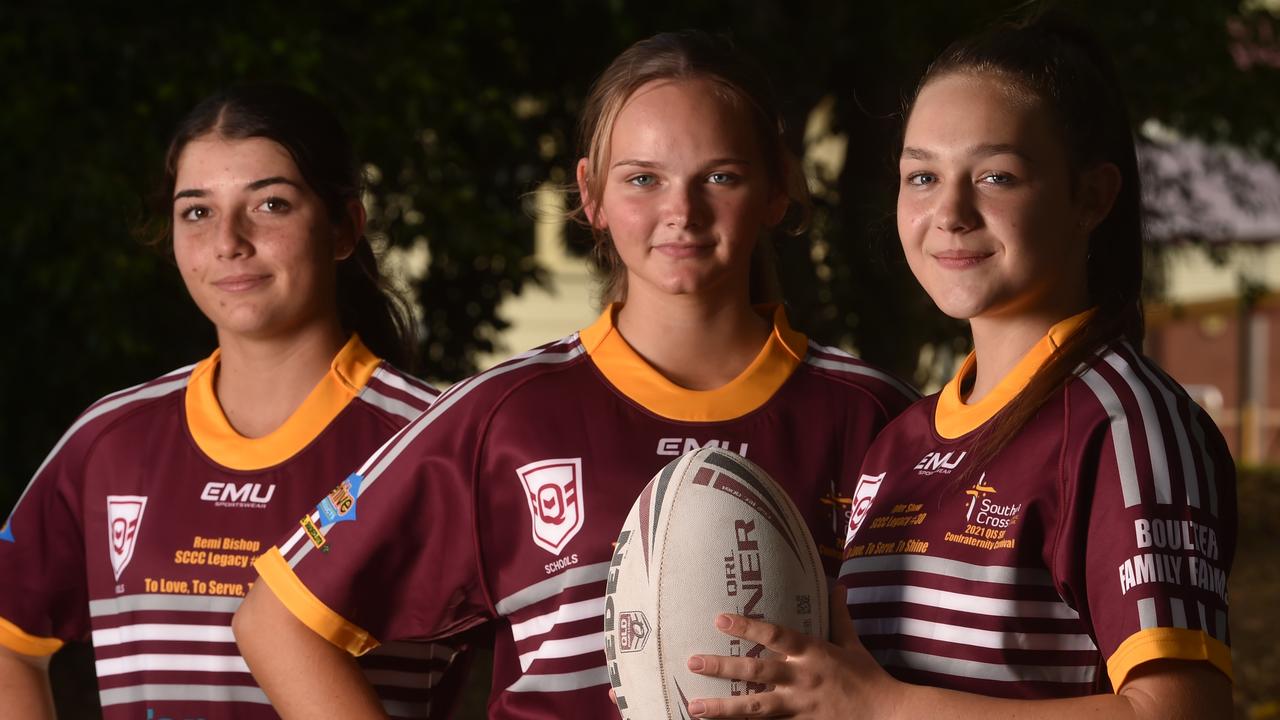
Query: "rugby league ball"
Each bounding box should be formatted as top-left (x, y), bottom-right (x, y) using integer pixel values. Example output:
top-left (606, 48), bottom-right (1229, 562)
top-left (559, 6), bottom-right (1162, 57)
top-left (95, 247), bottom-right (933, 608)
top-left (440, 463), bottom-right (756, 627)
top-left (604, 448), bottom-right (828, 719)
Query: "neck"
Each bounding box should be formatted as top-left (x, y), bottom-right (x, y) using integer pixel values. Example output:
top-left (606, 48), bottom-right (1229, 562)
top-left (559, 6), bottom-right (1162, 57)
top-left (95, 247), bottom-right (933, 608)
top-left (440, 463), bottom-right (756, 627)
top-left (214, 318), bottom-right (349, 438)
top-left (615, 285), bottom-right (771, 391)
top-left (967, 301), bottom-right (1087, 404)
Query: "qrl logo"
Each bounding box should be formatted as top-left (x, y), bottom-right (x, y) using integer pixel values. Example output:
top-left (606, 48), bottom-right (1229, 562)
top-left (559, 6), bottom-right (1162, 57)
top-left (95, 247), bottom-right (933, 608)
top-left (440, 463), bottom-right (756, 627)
top-left (618, 611), bottom-right (650, 653)
top-left (106, 495), bottom-right (147, 581)
top-left (847, 473), bottom-right (885, 541)
top-left (516, 458), bottom-right (585, 555)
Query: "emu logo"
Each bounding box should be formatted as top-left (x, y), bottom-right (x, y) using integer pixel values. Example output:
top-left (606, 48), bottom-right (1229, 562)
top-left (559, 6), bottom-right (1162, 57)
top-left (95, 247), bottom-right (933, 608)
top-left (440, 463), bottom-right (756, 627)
top-left (200, 482), bottom-right (276, 507)
top-left (914, 450), bottom-right (966, 475)
top-left (655, 437), bottom-right (749, 457)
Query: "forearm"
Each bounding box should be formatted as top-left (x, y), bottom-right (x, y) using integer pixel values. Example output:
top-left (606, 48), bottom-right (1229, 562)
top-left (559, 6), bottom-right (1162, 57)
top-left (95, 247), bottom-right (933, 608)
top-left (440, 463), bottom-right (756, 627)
top-left (888, 661), bottom-right (1228, 720)
top-left (234, 582), bottom-right (386, 719)
top-left (0, 646), bottom-right (54, 720)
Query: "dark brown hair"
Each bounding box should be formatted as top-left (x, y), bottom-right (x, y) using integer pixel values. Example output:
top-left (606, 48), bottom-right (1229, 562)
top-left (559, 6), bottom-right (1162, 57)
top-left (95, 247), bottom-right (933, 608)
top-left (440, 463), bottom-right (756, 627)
top-left (155, 85), bottom-right (419, 372)
top-left (573, 30), bottom-right (810, 304)
top-left (911, 15), bottom-right (1145, 476)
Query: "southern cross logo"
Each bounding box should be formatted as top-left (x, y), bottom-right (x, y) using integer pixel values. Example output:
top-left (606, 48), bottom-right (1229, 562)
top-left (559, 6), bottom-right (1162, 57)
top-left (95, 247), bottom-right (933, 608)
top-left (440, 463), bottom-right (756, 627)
top-left (964, 474), bottom-right (998, 522)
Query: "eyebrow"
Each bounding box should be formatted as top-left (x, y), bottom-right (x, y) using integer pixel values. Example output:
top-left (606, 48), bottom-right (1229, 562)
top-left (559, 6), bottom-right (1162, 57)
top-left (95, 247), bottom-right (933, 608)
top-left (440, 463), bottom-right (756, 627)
top-left (173, 176), bottom-right (302, 201)
top-left (609, 158), bottom-right (753, 170)
top-left (901, 144), bottom-right (1028, 161)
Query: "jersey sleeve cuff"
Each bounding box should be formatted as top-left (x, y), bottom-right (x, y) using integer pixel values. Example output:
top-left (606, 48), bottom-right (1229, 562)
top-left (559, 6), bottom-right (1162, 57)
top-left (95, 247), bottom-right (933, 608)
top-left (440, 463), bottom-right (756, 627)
top-left (253, 547), bottom-right (379, 657)
top-left (0, 616), bottom-right (64, 657)
top-left (1106, 626), bottom-right (1232, 689)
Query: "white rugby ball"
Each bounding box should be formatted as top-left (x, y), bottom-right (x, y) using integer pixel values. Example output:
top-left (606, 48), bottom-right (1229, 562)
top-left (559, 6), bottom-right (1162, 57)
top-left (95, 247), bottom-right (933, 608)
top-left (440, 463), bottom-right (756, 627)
top-left (604, 448), bottom-right (828, 719)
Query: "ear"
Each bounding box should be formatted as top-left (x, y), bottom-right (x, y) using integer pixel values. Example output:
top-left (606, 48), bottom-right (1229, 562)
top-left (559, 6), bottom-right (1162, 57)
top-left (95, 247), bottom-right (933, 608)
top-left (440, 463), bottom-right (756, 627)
top-left (763, 156), bottom-right (797, 228)
top-left (335, 198), bottom-right (366, 261)
top-left (1077, 162), bottom-right (1122, 233)
top-left (764, 188), bottom-right (789, 228)
top-left (577, 158), bottom-right (607, 230)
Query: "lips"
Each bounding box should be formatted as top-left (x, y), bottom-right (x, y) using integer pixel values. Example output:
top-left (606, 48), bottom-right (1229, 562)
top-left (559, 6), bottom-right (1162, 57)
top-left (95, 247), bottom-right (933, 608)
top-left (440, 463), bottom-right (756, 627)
top-left (212, 273), bottom-right (271, 291)
top-left (931, 249), bottom-right (994, 269)
top-left (652, 241), bottom-right (715, 259)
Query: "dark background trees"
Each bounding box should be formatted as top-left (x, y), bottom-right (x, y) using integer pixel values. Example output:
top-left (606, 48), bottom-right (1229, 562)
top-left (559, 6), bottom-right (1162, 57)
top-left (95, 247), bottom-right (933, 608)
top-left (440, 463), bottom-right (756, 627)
top-left (2, 0), bottom-right (1277, 716)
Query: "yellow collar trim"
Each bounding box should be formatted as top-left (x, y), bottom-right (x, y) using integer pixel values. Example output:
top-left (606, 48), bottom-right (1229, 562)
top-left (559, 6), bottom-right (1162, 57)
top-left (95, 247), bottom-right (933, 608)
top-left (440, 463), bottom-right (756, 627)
top-left (578, 304), bottom-right (807, 422)
top-left (934, 310), bottom-right (1092, 439)
top-left (186, 334), bottom-right (380, 470)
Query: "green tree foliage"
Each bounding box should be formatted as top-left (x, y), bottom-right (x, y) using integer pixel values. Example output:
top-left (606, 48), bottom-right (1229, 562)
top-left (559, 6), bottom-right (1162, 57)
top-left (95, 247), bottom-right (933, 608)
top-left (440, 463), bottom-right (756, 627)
top-left (3, 0), bottom-right (1277, 517)
top-left (2, 1), bottom-right (1278, 716)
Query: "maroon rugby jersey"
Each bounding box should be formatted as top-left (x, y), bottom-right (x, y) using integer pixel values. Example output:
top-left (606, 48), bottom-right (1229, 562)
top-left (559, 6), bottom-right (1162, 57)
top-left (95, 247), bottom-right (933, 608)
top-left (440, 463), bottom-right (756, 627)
top-left (0, 335), bottom-right (468, 719)
top-left (839, 312), bottom-right (1236, 698)
top-left (256, 305), bottom-right (917, 719)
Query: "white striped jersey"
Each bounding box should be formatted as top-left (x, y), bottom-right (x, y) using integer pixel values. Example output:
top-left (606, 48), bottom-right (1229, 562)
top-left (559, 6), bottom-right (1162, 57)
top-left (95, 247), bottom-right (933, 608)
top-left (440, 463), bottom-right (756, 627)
top-left (256, 305), bottom-right (918, 719)
top-left (839, 311), bottom-right (1235, 697)
top-left (0, 335), bottom-right (465, 718)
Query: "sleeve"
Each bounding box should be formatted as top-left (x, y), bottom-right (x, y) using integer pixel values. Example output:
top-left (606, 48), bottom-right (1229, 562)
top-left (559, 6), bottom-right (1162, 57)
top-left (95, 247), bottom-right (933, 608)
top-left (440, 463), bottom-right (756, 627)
top-left (254, 395), bottom-right (493, 656)
top-left (1057, 377), bottom-right (1236, 691)
top-left (821, 381), bottom-right (919, 576)
top-left (0, 430), bottom-right (92, 656)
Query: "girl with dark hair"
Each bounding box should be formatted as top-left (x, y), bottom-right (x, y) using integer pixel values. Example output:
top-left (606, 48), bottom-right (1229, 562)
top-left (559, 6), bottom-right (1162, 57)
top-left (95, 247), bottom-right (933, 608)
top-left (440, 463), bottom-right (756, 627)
top-left (233, 30), bottom-right (915, 719)
top-left (685, 16), bottom-right (1236, 719)
top-left (0, 86), bottom-right (463, 718)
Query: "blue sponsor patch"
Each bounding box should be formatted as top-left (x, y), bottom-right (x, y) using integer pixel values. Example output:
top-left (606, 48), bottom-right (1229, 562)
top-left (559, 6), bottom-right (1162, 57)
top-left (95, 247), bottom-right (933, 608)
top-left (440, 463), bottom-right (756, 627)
top-left (0, 518), bottom-right (13, 543)
top-left (316, 473), bottom-right (363, 528)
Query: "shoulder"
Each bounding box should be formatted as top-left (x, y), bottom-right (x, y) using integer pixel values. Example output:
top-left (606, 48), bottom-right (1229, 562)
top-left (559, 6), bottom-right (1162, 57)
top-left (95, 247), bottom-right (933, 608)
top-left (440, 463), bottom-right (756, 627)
top-left (799, 340), bottom-right (921, 415)
top-left (354, 362), bottom-right (441, 425)
top-left (1067, 341), bottom-right (1221, 438)
top-left (431, 334), bottom-right (591, 417)
top-left (1066, 341), bottom-right (1233, 507)
top-left (34, 363), bottom-right (196, 475)
top-left (370, 334), bottom-right (589, 448)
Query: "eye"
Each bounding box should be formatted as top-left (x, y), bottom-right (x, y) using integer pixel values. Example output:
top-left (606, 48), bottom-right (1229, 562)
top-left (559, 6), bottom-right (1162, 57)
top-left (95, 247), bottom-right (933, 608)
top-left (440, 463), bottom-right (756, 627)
top-left (707, 172), bottom-right (736, 185)
top-left (626, 174), bottom-right (656, 188)
top-left (904, 172), bottom-right (936, 187)
top-left (256, 197), bottom-right (292, 213)
top-left (980, 172), bottom-right (1015, 185)
top-left (179, 205), bottom-right (211, 222)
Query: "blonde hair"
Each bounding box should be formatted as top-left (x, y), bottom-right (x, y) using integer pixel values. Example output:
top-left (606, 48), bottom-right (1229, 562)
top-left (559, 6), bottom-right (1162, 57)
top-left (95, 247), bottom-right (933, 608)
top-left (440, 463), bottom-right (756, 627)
top-left (572, 30), bottom-right (811, 304)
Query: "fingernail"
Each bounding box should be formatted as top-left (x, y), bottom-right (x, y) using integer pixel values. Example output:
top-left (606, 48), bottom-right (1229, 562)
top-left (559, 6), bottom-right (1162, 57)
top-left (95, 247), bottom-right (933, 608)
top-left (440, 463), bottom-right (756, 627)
top-left (687, 656), bottom-right (704, 671)
top-left (715, 614), bottom-right (732, 629)
top-left (688, 701), bottom-right (706, 715)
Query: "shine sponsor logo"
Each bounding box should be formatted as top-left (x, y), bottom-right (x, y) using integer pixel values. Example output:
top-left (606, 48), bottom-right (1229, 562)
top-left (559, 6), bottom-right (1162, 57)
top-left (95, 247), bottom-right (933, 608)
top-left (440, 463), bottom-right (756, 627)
top-left (199, 481), bottom-right (276, 509)
top-left (316, 473), bottom-right (363, 528)
top-left (914, 449), bottom-right (966, 475)
top-left (516, 457), bottom-right (585, 555)
top-left (300, 514), bottom-right (329, 552)
top-left (107, 495), bottom-right (147, 581)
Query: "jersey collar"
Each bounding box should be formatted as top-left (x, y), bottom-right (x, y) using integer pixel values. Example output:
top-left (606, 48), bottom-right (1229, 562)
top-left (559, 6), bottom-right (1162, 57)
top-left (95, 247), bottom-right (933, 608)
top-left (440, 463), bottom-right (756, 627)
top-left (934, 309), bottom-right (1092, 439)
top-left (578, 304), bottom-right (807, 422)
top-left (185, 334), bottom-right (380, 470)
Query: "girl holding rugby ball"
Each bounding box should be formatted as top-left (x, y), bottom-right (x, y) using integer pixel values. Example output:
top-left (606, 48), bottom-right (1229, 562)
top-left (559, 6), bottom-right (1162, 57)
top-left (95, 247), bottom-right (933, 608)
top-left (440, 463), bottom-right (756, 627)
top-left (687, 16), bottom-right (1235, 720)
top-left (234, 30), bottom-right (915, 719)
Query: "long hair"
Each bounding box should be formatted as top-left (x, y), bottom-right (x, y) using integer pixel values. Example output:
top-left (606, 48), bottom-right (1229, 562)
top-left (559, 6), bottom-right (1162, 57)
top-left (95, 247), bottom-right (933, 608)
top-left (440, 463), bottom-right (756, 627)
top-left (910, 15), bottom-right (1145, 476)
top-left (154, 85), bottom-right (419, 371)
top-left (572, 30), bottom-right (811, 304)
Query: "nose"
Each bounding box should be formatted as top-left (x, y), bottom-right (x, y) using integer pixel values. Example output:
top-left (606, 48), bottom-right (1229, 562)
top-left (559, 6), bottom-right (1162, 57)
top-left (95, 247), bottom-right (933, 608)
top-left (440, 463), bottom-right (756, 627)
top-left (934, 181), bottom-right (980, 234)
top-left (213, 212), bottom-right (253, 259)
top-left (664, 181), bottom-right (709, 230)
